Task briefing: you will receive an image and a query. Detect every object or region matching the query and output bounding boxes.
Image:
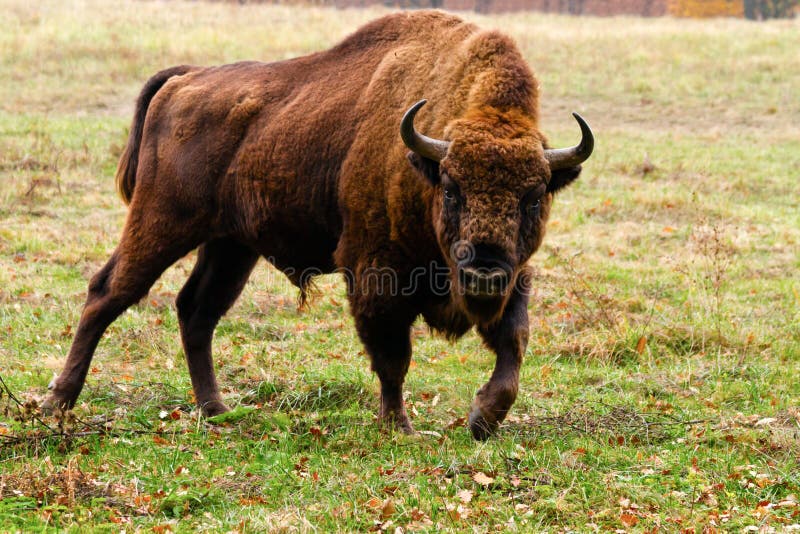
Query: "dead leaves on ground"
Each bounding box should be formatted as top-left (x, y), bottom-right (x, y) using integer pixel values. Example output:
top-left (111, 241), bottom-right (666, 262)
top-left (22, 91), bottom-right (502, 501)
top-left (2, 375), bottom-right (799, 531)
top-left (335, 459), bottom-right (551, 532)
top-left (0, 456), bottom-right (149, 526)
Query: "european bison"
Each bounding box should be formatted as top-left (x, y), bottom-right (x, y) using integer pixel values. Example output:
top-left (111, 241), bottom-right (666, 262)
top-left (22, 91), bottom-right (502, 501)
top-left (44, 10), bottom-right (593, 439)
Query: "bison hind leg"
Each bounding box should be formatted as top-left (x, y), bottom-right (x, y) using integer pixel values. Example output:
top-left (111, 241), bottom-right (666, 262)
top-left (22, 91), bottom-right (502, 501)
top-left (176, 238), bottom-right (259, 417)
top-left (44, 219), bottom-right (203, 413)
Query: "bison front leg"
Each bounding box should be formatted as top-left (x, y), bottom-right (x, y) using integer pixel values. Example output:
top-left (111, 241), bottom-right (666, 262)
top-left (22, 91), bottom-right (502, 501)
top-left (354, 313), bottom-right (416, 434)
top-left (470, 289), bottom-right (529, 440)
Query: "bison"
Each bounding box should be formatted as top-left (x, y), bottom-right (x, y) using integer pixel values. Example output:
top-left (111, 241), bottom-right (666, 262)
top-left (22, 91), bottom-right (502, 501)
top-left (43, 10), bottom-right (593, 439)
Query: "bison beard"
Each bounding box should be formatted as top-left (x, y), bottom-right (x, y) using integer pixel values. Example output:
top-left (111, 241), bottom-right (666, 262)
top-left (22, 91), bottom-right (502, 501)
top-left (42, 11), bottom-right (593, 440)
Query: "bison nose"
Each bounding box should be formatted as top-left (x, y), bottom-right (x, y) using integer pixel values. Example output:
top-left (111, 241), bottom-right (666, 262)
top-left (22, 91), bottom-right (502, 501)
top-left (460, 266), bottom-right (509, 298)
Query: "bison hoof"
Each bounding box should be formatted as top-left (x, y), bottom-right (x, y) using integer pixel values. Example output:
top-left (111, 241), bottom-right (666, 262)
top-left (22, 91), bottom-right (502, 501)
top-left (396, 419), bottom-right (416, 435)
top-left (468, 405), bottom-right (499, 441)
top-left (199, 400), bottom-right (230, 418)
top-left (380, 414), bottom-right (415, 435)
top-left (41, 394), bottom-right (76, 415)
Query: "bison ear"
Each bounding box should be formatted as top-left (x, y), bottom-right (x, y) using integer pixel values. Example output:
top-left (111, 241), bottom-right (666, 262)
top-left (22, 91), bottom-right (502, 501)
top-left (407, 152), bottom-right (441, 186)
top-left (547, 165), bottom-right (582, 194)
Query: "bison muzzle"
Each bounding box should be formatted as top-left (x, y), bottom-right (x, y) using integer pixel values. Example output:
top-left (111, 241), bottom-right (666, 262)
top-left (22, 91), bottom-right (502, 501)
top-left (43, 11), bottom-right (594, 440)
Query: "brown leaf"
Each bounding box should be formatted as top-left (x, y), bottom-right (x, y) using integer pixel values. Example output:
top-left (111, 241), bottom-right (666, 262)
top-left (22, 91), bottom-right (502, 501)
top-left (690, 456), bottom-right (700, 475)
top-left (446, 504), bottom-right (462, 521)
top-left (380, 499), bottom-right (395, 520)
top-left (620, 512), bottom-right (638, 527)
top-left (447, 417), bottom-right (466, 429)
top-left (410, 509), bottom-right (427, 521)
top-left (697, 490), bottom-right (718, 507)
top-left (457, 489), bottom-right (474, 504)
top-left (472, 472), bottom-right (494, 486)
top-left (635, 335), bottom-right (647, 355)
top-left (540, 364), bottom-right (552, 381)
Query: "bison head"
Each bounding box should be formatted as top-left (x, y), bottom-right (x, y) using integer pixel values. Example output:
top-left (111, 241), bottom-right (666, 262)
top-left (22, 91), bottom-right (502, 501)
top-left (402, 100), bottom-right (593, 324)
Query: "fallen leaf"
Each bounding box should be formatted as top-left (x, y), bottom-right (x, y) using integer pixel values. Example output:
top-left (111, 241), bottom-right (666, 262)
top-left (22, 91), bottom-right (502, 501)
top-left (457, 489), bottom-right (473, 504)
top-left (380, 499), bottom-right (395, 520)
top-left (697, 490), bottom-right (718, 507)
top-left (620, 513), bottom-right (638, 527)
top-left (472, 472), bottom-right (494, 486)
top-left (410, 509), bottom-right (427, 521)
top-left (446, 503), bottom-right (462, 521)
top-left (447, 417), bottom-right (466, 429)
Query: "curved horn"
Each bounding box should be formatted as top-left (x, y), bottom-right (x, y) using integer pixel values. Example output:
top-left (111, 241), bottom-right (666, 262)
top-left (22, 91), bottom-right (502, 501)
top-left (400, 99), bottom-right (450, 162)
top-left (544, 113), bottom-right (594, 170)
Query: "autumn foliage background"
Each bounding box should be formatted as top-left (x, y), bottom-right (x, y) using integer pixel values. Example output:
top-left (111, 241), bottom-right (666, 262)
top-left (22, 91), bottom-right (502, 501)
top-left (312, 0), bottom-right (799, 17)
top-left (668, 0), bottom-right (744, 17)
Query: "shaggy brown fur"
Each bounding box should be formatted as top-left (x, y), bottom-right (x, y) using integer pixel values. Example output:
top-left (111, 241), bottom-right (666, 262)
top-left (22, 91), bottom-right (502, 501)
top-left (43, 11), bottom-right (588, 439)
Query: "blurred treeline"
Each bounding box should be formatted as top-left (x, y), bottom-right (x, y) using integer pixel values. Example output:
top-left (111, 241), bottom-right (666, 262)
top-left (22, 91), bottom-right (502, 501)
top-left (225, 0), bottom-right (798, 18)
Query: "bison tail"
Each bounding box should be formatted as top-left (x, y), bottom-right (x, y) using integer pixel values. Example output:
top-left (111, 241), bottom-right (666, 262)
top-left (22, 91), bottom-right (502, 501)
top-left (115, 65), bottom-right (194, 205)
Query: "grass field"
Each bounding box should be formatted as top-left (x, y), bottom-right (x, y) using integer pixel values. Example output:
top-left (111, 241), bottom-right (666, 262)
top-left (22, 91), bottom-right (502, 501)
top-left (1, 0), bottom-right (799, 531)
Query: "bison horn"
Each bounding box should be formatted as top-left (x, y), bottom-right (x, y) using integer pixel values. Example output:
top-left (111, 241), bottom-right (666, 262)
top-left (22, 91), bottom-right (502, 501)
top-left (400, 100), bottom-right (450, 162)
top-left (544, 113), bottom-right (594, 170)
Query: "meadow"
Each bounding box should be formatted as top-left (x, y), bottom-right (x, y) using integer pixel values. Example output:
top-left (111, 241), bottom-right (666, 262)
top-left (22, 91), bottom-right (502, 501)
top-left (1, 0), bottom-right (798, 531)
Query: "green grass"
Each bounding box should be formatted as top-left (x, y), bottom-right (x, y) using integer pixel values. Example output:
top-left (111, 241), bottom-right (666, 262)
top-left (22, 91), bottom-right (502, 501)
top-left (1, 0), bottom-right (799, 531)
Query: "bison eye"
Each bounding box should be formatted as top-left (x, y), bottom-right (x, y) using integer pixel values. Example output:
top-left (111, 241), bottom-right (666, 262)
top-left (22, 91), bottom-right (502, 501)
top-left (442, 178), bottom-right (462, 210)
top-left (522, 185), bottom-right (546, 219)
top-left (526, 197), bottom-right (541, 218)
